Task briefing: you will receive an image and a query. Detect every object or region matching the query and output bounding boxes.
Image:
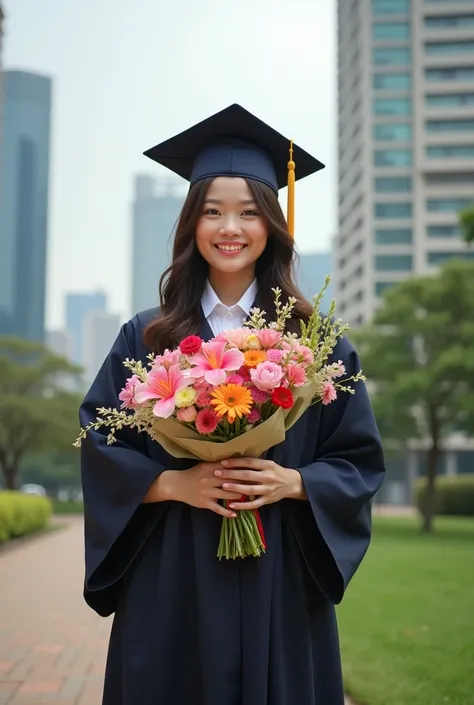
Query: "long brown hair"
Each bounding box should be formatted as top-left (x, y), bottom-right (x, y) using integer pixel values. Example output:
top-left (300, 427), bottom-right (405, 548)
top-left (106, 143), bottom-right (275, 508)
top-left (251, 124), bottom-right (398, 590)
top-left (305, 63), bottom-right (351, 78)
top-left (144, 177), bottom-right (313, 352)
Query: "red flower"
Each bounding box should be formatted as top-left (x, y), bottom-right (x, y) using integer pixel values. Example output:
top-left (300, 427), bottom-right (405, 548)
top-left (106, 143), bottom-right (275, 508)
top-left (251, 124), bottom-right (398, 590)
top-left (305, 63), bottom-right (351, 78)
top-left (237, 364), bottom-right (251, 381)
top-left (179, 335), bottom-right (203, 356)
top-left (271, 386), bottom-right (294, 409)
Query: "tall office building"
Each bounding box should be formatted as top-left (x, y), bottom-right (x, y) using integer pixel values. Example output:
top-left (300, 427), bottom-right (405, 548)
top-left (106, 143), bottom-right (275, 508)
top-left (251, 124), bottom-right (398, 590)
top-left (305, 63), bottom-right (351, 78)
top-left (65, 290), bottom-right (107, 364)
top-left (335, 0), bottom-right (474, 326)
top-left (131, 176), bottom-right (185, 314)
top-left (0, 70), bottom-right (52, 341)
top-left (82, 311), bottom-right (121, 387)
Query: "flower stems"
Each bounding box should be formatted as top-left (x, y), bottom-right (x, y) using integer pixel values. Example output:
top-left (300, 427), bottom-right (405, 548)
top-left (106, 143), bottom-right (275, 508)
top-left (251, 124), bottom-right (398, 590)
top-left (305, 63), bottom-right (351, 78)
top-left (217, 509), bottom-right (266, 560)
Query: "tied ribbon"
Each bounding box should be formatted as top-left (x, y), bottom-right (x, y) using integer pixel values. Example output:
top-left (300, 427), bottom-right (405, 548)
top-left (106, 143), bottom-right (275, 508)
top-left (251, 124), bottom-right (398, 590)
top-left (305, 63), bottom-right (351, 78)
top-left (238, 495), bottom-right (267, 549)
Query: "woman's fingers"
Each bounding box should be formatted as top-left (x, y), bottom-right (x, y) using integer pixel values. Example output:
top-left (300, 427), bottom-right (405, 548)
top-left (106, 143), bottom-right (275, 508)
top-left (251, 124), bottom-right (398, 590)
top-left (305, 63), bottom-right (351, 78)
top-left (210, 489), bottom-right (245, 501)
top-left (222, 483), bottom-right (268, 496)
top-left (208, 501), bottom-right (237, 519)
top-left (230, 496), bottom-right (267, 511)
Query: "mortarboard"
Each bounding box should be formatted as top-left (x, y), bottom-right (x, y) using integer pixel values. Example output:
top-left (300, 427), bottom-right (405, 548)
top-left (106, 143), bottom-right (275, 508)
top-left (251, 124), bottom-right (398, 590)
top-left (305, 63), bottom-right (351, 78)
top-left (143, 103), bottom-right (325, 238)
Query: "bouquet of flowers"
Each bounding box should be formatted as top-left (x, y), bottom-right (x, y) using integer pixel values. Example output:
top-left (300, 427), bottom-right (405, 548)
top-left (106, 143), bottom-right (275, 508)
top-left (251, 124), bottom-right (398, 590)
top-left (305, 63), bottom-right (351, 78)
top-left (74, 281), bottom-right (365, 560)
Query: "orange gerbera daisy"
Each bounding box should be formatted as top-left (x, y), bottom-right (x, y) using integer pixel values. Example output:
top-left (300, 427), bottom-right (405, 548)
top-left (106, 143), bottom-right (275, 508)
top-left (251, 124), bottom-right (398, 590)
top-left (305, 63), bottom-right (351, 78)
top-left (210, 383), bottom-right (253, 423)
top-left (243, 350), bottom-right (267, 368)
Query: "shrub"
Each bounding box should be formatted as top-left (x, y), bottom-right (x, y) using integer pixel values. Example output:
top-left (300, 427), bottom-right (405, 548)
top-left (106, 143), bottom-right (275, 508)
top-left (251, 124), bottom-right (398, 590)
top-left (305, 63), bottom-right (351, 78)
top-left (51, 499), bottom-right (84, 514)
top-left (0, 491), bottom-right (52, 543)
top-left (415, 475), bottom-right (474, 517)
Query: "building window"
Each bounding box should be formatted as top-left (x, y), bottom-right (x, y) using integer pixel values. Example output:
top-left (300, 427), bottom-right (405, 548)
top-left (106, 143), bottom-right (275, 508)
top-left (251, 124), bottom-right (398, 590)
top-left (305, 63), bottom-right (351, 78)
top-left (426, 119), bottom-right (474, 133)
top-left (372, 0), bottom-right (410, 14)
top-left (425, 41), bottom-right (474, 54)
top-left (426, 145), bottom-right (474, 159)
top-left (427, 226), bottom-right (461, 238)
top-left (426, 93), bottom-right (474, 108)
top-left (374, 149), bottom-right (412, 167)
top-left (372, 23), bottom-right (410, 40)
top-left (427, 198), bottom-right (472, 212)
top-left (425, 15), bottom-right (474, 29)
top-left (425, 67), bottom-right (474, 82)
top-left (428, 251), bottom-right (474, 266)
top-left (375, 282), bottom-right (394, 296)
top-left (375, 255), bottom-right (413, 271)
top-left (374, 98), bottom-right (411, 115)
top-left (425, 172), bottom-right (474, 186)
top-left (373, 73), bottom-right (411, 90)
top-left (375, 228), bottom-right (413, 244)
top-left (373, 47), bottom-right (411, 66)
top-left (375, 202), bottom-right (412, 219)
top-left (374, 123), bottom-right (412, 141)
top-left (375, 177), bottom-right (412, 193)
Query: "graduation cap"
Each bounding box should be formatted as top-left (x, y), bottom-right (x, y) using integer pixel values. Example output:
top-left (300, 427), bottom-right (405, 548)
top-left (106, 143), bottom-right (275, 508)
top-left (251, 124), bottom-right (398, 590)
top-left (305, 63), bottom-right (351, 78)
top-left (143, 103), bottom-right (325, 238)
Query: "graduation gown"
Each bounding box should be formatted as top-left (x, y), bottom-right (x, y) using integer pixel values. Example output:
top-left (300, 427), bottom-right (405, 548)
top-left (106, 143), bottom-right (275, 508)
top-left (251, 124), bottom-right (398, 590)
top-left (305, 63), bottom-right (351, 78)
top-left (79, 306), bottom-right (385, 705)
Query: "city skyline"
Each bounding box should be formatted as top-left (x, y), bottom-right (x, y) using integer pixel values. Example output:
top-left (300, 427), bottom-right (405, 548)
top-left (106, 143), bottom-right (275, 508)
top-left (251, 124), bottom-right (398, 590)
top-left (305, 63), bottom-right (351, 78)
top-left (3, 0), bottom-right (337, 330)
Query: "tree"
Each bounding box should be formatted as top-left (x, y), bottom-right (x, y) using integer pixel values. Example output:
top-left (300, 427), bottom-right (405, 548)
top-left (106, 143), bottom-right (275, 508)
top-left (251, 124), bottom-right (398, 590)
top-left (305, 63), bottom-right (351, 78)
top-left (460, 205), bottom-right (474, 245)
top-left (0, 337), bottom-right (83, 490)
top-left (352, 260), bottom-right (474, 532)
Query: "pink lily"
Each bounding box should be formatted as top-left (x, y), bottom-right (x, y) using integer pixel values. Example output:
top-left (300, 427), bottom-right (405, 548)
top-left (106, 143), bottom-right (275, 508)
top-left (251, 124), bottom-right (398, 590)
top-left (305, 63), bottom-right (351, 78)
top-left (134, 363), bottom-right (192, 418)
top-left (189, 341), bottom-right (244, 386)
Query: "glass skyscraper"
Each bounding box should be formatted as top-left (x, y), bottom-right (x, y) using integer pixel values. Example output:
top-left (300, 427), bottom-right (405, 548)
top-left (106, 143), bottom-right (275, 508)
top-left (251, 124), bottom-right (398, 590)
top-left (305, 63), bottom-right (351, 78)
top-left (0, 70), bottom-right (52, 341)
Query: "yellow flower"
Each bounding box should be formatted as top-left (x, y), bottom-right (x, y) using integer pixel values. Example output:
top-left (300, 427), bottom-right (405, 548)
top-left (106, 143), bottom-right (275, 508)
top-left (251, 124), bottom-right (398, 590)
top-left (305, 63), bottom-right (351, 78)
top-left (210, 383), bottom-right (253, 423)
top-left (174, 387), bottom-right (197, 408)
top-left (243, 350), bottom-right (267, 368)
top-left (247, 334), bottom-right (262, 350)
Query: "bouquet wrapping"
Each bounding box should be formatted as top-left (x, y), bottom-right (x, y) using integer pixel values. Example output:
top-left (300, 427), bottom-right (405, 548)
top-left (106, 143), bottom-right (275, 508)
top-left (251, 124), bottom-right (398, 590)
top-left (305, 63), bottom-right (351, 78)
top-left (75, 282), bottom-right (365, 559)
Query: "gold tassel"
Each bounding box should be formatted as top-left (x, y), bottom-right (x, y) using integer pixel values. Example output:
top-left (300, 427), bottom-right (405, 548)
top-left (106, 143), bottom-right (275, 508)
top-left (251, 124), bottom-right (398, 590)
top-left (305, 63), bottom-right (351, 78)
top-left (287, 140), bottom-right (295, 238)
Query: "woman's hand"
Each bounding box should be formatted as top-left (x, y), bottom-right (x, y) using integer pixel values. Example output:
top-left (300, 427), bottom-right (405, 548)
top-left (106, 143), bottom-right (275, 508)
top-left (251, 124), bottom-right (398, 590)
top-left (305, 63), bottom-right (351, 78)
top-left (214, 458), bottom-right (307, 510)
top-left (155, 463), bottom-right (244, 518)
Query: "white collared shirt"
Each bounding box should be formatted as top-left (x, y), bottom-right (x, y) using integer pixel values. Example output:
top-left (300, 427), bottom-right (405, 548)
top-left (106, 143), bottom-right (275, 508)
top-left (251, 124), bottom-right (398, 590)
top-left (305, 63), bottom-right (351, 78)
top-left (201, 279), bottom-right (258, 336)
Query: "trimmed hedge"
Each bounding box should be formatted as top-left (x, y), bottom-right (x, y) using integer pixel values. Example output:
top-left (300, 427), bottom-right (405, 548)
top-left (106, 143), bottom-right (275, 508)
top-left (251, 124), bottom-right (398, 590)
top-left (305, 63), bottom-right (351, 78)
top-left (51, 499), bottom-right (84, 514)
top-left (0, 491), bottom-right (52, 543)
top-left (415, 475), bottom-right (474, 517)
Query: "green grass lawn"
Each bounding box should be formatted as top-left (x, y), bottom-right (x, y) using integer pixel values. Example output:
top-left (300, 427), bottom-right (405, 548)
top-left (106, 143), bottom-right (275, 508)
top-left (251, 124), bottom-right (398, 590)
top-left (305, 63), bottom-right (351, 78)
top-left (338, 516), bottom-right (474, 705)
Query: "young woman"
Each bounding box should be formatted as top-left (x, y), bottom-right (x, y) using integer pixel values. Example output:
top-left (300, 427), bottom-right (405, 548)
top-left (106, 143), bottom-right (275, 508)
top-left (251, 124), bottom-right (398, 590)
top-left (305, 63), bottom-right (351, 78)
top-left (80, 104), bottom-right (385, 705)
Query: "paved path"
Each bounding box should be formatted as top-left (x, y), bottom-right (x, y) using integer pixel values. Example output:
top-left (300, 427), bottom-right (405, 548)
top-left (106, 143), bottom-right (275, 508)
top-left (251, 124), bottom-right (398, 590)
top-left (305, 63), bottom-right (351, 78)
top-left (0, 517), bottom-right (353, 705)
top-left (0, 518), bottom-right (111, 705)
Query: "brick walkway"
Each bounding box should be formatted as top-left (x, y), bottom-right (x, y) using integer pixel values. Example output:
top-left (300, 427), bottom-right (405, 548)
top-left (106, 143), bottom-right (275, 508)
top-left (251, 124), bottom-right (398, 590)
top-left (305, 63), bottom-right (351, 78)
top-left (0, 518), bottom-right (111, 705)
top-left (0, 517), bottom-right (354, 705)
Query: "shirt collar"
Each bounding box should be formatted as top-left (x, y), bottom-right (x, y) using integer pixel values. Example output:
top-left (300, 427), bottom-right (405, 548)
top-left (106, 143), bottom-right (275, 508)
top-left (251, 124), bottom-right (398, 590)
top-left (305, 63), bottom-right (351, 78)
top-left (201, 279), bottom-right (258, 319)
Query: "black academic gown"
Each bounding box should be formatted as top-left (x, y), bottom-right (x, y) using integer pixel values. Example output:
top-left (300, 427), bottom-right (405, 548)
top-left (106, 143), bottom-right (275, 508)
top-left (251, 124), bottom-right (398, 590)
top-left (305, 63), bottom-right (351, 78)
top-left (79, 306), bottom-right (385, 705)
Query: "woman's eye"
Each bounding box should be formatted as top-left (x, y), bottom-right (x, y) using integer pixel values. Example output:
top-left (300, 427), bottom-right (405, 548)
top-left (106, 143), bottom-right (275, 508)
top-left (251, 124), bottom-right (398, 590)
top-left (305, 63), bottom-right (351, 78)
top-left (204, 208), bottom-right (220, 216)
top-left (242, 210), bottom-right (258, 217)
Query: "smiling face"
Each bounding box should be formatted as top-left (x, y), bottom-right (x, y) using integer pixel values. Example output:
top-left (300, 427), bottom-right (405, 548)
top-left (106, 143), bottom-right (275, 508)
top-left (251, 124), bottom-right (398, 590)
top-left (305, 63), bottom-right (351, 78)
top-left (195, 177), bottom-right (269, 285)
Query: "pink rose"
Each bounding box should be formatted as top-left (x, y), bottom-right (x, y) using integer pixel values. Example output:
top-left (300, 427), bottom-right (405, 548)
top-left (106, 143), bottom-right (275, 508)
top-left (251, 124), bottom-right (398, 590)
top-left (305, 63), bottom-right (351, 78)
top-left (256, 329), bottom-right (282, 349)
top-left (266, 348), bottom-right (284, 364)
top-left (247, 407), bottom-right (261, 424)
top-left (250, 361), bottom-right (284, 392)
top-left (177, 406), bottom-right (197, 422)
top-left (220, 327), bottom-right (251, 350)
top-left (152, 349), bottom-right (181, 369)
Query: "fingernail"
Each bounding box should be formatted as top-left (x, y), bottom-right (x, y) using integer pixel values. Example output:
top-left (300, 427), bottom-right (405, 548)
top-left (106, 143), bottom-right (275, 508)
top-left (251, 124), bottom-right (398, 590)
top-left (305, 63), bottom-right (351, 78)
top-left (214, 470), bottom-right (222, 476)
top-left (223, 483), bottom-right (230, 489)
top-left (221, 460), bottom-right (229, 466)
top-left (229, 503), bottom-right (236, 509)
top-left (232, 513), bottom-right (237, 518)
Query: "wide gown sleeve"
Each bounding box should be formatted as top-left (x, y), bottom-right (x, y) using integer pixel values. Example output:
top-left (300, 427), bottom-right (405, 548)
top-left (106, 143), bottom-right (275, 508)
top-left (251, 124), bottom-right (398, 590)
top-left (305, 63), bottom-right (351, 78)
top-left (287, 335), bottom-right (385, 605)
top-left (79, 317), bottom-right (169, 616)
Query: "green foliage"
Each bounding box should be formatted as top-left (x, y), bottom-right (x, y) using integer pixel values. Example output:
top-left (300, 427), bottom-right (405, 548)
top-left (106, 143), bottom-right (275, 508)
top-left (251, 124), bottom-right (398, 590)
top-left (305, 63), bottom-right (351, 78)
top-left (0, 336), bottom-right (82, 489)
top-left (415, 475), bottom-right (474, 517)
top-left (352, 259), bottom-right (474, 530)
top-left (460, 205), bottom-right (474, 245)
top-left (20, 451), bottom-right (81, 492)
top-left (51, 499), bottom-right (84, 514)
top-left (0, 491), bottom-right (52, 543)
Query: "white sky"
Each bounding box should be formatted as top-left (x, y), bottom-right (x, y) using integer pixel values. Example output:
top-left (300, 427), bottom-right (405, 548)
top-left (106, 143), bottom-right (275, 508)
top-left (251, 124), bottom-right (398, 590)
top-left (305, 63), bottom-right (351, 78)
top-left (3, 0), bottom-right (337, 328)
